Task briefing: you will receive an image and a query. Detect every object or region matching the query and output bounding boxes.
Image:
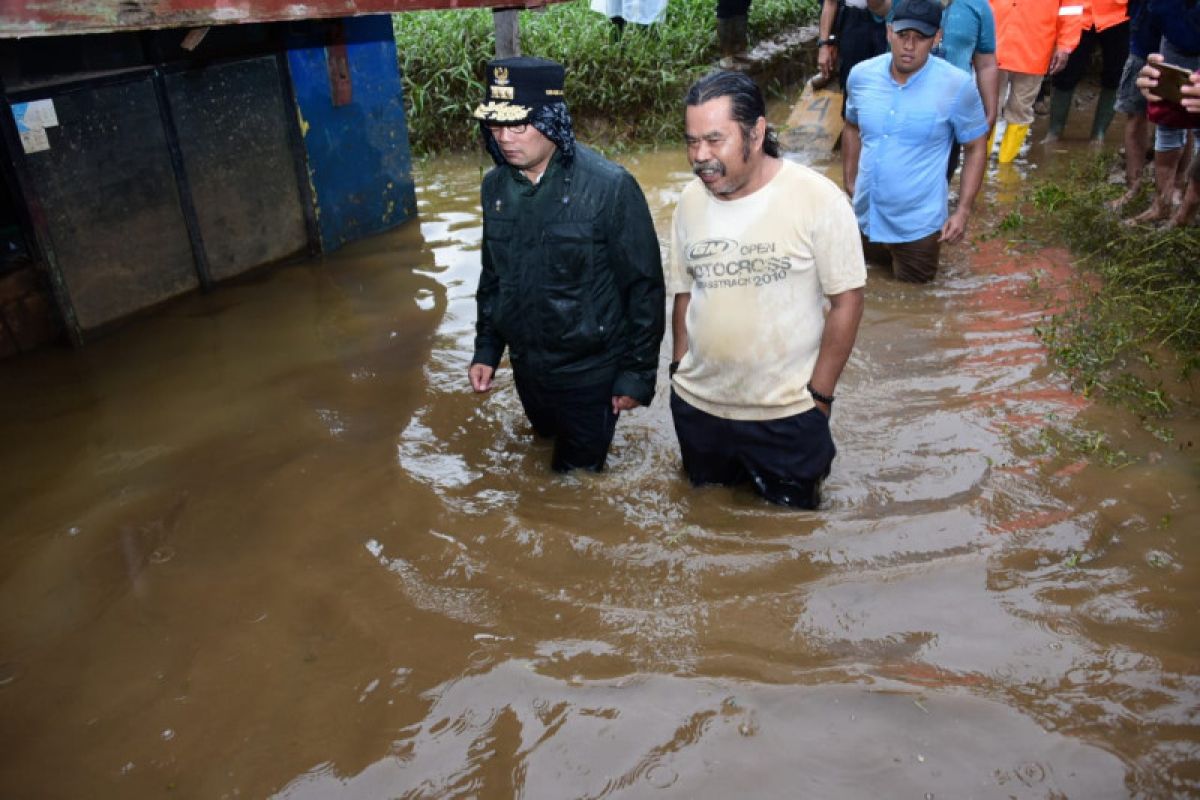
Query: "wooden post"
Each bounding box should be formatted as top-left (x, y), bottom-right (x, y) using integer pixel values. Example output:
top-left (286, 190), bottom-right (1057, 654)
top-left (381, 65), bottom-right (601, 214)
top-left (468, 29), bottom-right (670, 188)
top-left (493, 8), bottom-right (520, 58)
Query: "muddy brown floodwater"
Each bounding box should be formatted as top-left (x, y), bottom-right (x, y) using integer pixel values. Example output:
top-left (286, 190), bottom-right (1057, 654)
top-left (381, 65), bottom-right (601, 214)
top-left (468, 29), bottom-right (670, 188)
top-left (1, 112), bottom-right (1198, 798)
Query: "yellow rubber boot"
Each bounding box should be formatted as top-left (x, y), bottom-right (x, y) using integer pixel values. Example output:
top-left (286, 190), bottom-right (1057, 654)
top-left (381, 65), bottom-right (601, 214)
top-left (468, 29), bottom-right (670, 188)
top-left (998, 123), bottom-right (1030, 164)
top-left (985, 125), bottom-right (997, 158)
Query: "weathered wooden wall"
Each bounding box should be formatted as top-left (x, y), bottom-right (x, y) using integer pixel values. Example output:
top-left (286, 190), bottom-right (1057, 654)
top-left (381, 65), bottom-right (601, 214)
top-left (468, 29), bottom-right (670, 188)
top-left (3, 15), bottom-right (419, 344)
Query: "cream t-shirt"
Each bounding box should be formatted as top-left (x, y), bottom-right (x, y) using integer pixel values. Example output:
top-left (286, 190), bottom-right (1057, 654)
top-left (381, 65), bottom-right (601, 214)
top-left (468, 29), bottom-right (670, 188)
top-left (668, 159), bottom-right (866, 421)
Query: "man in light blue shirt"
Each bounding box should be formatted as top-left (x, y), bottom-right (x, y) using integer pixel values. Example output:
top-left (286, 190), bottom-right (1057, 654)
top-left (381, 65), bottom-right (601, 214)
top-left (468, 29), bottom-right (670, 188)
top-left (842, 0), bottom-right (989, 283)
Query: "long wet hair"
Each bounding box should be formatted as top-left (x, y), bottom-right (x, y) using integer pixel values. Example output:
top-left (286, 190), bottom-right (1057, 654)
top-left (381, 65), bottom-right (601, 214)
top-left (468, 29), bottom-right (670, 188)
top-left (684, 70), bottom-right (781, 159)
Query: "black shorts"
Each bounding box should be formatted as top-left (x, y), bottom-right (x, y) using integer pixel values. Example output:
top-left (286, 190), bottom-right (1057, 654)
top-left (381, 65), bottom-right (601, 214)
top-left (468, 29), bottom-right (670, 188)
top-left (716, 0), bottom-right (751, 17)
top-left (670, 390), bottom-right (837, 509)
top-left (514, 371), bottom-right (618, 473)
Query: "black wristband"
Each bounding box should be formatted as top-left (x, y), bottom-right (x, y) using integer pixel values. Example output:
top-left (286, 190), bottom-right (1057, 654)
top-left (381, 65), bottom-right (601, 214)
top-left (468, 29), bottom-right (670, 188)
top-left (807, 382), bottom-right (835, 405)
top-left (669, 360), bottom-right (680, 377)
top-left (818, 38), bottom-right (837, 47)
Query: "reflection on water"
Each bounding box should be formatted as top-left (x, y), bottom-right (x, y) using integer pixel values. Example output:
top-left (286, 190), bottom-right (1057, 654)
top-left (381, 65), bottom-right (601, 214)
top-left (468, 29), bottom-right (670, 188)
top-left (0, 135), bottom-right (1197, 798)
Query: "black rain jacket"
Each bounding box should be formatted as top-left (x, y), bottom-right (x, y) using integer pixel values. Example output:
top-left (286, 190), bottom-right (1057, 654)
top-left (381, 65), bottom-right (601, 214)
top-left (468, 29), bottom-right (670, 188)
top-left (472, 145), bottom-right (665, 406)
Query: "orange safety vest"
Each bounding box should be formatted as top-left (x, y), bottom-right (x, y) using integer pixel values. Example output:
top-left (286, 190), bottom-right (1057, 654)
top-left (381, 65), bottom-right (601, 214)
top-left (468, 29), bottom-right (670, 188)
top-left (990, 0), bottom-right (1085, 75)
top-left (1084, 0), bottom-right (1128, 32)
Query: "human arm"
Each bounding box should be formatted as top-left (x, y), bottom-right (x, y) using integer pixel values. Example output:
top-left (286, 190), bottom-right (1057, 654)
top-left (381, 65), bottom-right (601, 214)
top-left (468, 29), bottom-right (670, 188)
top-left (817, 0), bottom-right (840, 80)
top-left (609, 172), bottom-right (666, 410)
top-left (469, 199), bottom-right (507, 393)
top-left (809, 288), bottom-right (865, 416)
top-left (972, 51), bottom-right (1000, 129)
top-left (941, 78), bottom-right (988, 243)
top-left (942, 134), bottom-right (987, 243)
top-left (671, 292), bottom-right (690, 363)
top-left (841, 119), bottom-right (861, 197)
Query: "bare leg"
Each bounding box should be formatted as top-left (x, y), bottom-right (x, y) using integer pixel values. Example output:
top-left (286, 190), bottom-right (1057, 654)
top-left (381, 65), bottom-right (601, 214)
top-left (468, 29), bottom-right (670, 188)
top-left (1173, 134), bottom-right (1194, 205)
top-left (1167, 179), bottom-right (1199, 228)
top-left (1128, 147), bottom-right (1182, 224)
top-left (1108, 113), bottom-right (1148, 211)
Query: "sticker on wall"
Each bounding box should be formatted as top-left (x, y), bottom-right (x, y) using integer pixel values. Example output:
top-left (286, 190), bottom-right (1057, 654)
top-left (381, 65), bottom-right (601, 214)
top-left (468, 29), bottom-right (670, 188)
top-left (12, 99), bottom-right (59, 154)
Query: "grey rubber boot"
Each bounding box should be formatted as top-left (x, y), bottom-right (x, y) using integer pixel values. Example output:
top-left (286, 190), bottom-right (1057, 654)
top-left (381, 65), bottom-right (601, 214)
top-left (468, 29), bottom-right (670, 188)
top-left (1090, 87), bottom-right (1118, 141)
top-left (1044, 88), bottom-right (1073, 141)
top-left (716, 17), bottom-right (736, 67)
top-left (730, 14), bottom-right (750, 63)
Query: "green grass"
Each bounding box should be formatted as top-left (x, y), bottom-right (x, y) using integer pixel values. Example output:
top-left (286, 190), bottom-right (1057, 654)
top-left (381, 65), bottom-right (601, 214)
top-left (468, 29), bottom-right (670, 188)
top-left (1026, 155), bottom-right (1200, 440)
top-left (393, 0), bottom-right (819, 154)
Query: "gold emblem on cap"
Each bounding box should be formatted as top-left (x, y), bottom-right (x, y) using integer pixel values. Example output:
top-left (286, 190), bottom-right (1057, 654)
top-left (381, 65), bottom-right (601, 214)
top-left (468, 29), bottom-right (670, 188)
top-left (491, 86), bottom-right (514, 100)
top-left (473, 101), bottom-right (530, 121)
top-left (494, 66), bottom-right (510, 86)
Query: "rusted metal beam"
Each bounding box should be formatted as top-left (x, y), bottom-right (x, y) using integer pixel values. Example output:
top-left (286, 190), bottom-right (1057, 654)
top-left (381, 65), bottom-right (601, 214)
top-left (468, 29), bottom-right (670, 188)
top-left (1, 0), bottom-right (559, 38)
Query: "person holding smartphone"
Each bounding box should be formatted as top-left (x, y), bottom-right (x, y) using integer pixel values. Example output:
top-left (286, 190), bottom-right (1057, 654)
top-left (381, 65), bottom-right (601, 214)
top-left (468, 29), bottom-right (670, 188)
top-left (1124, 2), bottom-right (1200, 224)
top-left (1139, 56), bottom-right (1200, 110)
top-left (1137, 52), bottom-right (1200, 228)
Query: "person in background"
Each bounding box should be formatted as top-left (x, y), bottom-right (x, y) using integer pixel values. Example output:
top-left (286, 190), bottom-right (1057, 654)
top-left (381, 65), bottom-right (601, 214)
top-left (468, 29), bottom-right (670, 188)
top-left (1137, 53), bottom-right (1200, 227)
top-left (1042, 0), bottom-right (1130, 144)
top-left (468, 57), bottom-right (665, 472)
top-left (989, 0), bottom-right (1083, 162)
top-left (1126, 1), bottom-right (1200, 224)
top-left (669, 71), bottom-right (865, 509)
top-left (869, 0), bottom-right (1000, 178)
top-left (1108, 0), bottom-right (1160, 211)
top-left (843, 0), bottom-right (990, 282)
top-left (591, 0), bottom-right (668, 41)
top-left (717, 0), bottom-right (753, 68)
top-left (940, 0), bottom-right (1001, 176)
top-left (817, 0), bottom-right (890, 114)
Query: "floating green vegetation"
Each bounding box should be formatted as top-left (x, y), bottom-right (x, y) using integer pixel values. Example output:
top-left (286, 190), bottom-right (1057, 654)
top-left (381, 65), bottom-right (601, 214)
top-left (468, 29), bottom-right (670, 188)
top-left (1034, 424), bottom-right (1136, 469)
top-left (997, 210), bottom-right (1026, 233)
top-left (393, 0), bottom-right (819, 154)
top-left (1027, 155), bottom-right (1200, 444)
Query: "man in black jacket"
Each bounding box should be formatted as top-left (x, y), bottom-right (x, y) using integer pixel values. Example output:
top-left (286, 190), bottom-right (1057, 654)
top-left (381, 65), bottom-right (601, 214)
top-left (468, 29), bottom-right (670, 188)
top-left (468, 57), bottom-right (665, 472)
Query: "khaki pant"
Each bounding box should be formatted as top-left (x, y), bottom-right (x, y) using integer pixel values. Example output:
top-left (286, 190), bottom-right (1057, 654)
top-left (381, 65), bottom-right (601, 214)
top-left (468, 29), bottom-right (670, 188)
top-left (861, 230), bottom-right (942, 283)
top-left (999, 70), bottom-right (1043, 126)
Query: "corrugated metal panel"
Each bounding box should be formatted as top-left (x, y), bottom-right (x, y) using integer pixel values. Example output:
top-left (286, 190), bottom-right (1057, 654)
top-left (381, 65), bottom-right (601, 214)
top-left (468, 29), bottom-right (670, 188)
top-left (2, 0), bottom-right (559, 39)
top-left (287, 16), bottom-right (416, 251)
top-left (165, 57), bottom-right (309, 280)
top-left (20, 77), bottom-right (200, 331)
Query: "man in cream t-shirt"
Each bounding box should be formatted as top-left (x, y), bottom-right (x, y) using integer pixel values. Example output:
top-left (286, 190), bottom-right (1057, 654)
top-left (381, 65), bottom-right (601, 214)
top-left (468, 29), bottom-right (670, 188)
top-left (670, 71), bottom-right (866, 509)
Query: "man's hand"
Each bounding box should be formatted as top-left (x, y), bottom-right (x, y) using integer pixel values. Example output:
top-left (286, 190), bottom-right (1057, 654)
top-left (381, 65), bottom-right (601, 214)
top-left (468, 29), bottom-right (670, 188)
top-left (611, 395), bottom-right (640, 415)
top-left (1140, 55), bottom-right (1200, 110)
top-left (939, 207), bottom-right (970, 243)
top-left (1048, 48), bottom-right (1072, 75)
top-left (818, 44), bottom-right (838, 81)
top-left (816, 0), bottom-right (840, 81)
top-left (469, 363), bottom-right (495, 393)
top-left (814, 399), bottom-right (832, 418)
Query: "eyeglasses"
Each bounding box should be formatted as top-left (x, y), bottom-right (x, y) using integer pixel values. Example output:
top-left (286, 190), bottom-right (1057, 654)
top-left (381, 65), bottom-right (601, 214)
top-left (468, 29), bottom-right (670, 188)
top-left (486, 123), bottom-right (528, 135)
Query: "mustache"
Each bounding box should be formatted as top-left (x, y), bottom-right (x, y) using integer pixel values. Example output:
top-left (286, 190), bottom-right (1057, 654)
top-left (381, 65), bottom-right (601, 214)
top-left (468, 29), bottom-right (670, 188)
top-left (692, 159), bottom-right (726, 176)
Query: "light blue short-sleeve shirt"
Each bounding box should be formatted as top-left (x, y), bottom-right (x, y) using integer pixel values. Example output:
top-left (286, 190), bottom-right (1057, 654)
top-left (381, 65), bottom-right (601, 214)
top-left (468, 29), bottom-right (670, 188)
top-left (936, 0), bottom-right (996, 73)
top-left (846, 53), bottom-right (989, 243)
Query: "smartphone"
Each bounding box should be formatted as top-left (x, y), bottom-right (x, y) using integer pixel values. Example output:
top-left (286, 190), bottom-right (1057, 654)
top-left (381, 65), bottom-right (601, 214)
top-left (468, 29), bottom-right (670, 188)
top-left (1155, 62), bottom-right (1194, 105)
